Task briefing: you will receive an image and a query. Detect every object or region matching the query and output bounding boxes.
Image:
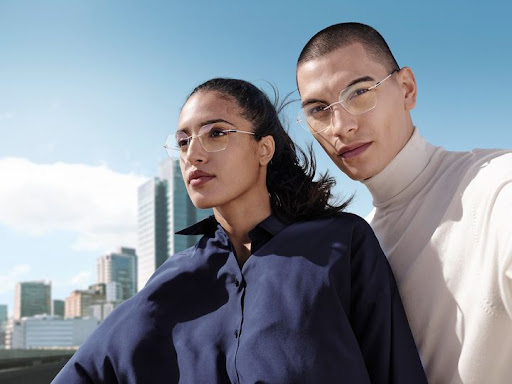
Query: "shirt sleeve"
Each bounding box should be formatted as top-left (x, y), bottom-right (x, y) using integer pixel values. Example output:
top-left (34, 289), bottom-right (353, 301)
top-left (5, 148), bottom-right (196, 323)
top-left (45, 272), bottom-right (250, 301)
top-left (51, 359), bottom-right (99, 383)
top-left (348, 217), bottom-right (427, 384)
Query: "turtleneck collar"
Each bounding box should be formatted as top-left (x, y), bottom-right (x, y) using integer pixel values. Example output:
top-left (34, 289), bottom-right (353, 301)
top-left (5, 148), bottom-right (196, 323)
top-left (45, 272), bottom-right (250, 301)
top-left (362, 128), bottom-right (437, 205)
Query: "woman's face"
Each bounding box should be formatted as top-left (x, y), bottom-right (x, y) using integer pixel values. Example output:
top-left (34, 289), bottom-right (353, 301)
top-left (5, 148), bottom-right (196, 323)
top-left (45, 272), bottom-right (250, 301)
top-left (177, 91), bottom-right (272, 211)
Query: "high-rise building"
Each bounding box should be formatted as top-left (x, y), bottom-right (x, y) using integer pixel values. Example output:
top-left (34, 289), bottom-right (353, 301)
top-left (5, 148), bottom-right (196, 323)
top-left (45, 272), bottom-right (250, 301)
top-left (0, 304), bottom-right (7, 349)
top-left (52, 300), bottom-right (65, 317)
top-left (137, 177), bottom-right (169, 291)
top-left (162, 159), bottom-right (212, 255)
top-left (97, 247), bottom-right (137, 301)
top-left (137, 158), bottom-right (212, 290)
top-left (14, 281), bottom-right (51, 320)
top-left (0, 304), bottom-right (7, 325)
top-left (64, 284), bottom-right (105, 319)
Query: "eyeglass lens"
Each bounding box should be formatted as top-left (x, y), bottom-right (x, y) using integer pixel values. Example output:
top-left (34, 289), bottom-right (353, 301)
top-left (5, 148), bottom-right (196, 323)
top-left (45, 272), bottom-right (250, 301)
top-left (301, 80), bottom-right (377, 133)
top-left (300, 70), bottom-right (397, 134)
top-left (175, 125), bottom-right (229, 154)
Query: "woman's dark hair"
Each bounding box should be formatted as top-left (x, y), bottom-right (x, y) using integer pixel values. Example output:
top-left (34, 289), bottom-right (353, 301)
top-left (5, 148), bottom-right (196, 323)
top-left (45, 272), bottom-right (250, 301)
top-left (185, 78), bottom-right (351, 223)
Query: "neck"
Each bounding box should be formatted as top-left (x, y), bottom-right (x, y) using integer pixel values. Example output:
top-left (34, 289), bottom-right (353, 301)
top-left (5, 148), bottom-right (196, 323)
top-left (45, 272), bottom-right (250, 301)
top-left (213, 191), bottom-right (271, 267)
top-left (362, 128), bottom-right (437, 204)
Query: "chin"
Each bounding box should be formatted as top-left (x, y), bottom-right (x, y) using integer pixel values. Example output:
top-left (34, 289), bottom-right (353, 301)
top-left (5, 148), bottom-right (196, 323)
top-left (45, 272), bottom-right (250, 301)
top-left (188, 193), bottom-right (214, 210)
top-left (339, 163), bottom-right (377, 181)
top-left (338, 166), bottom-right (362, 181)
top-left (191, 199), bottom-right (214, 210)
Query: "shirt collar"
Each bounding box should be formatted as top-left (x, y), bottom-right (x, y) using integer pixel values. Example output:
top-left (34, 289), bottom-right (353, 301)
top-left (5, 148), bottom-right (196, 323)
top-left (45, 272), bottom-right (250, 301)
top-left (362, 127), bottom-right (437, 205)
top-left (176, 214), bottom-right (287, 238)
top-left (251, 215), bottom-right (287, 237)
top-left (176, 215), bottom-right (218, 236)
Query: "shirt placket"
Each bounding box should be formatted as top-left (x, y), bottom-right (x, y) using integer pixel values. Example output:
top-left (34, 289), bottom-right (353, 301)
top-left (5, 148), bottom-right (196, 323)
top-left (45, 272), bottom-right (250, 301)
top-left (233, 269), bottom-right (246, 384)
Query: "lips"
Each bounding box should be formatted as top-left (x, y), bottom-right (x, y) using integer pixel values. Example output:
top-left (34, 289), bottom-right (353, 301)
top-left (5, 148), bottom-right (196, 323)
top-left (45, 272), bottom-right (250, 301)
top-left (338, 142), bottom-right (372, 159)
top-left (188, 169), bottom-right (215, 187)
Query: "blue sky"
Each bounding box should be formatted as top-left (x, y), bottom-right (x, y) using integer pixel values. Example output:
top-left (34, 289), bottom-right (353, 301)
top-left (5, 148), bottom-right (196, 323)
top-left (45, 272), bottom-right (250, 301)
top-left (1, 0), bottom-right (511, 315)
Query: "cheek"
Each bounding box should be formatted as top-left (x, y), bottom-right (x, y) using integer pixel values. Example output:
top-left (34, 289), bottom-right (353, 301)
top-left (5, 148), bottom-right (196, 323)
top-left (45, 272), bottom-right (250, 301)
top-left (314, 135), bottom-right (337, 157)
top-left (179, 161), bottom-right (186, 179)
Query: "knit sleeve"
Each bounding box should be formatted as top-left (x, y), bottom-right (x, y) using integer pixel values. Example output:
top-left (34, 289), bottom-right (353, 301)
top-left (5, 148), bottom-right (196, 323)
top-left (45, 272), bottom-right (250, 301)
top-left (493, 181), bottom-right (512, 318)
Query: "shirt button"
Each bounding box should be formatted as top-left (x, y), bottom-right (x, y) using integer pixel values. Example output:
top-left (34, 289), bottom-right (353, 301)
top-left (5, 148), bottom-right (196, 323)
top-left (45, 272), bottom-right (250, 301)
top-left (234, 279), bottom-right (240, 287)
top-left (234, 330), bottom-right (239, 338)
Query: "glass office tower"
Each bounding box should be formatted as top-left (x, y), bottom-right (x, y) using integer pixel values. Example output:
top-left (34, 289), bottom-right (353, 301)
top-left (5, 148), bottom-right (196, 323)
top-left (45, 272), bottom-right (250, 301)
top-left (137, 158), bottom-right (213, 290)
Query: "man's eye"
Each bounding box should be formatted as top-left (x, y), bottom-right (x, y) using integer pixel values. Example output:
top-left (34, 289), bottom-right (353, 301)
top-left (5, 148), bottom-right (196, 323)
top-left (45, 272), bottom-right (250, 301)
top-left (306, 104), bottom-right (329, 117)
top-left (347, 87), bottom-right (369, 100)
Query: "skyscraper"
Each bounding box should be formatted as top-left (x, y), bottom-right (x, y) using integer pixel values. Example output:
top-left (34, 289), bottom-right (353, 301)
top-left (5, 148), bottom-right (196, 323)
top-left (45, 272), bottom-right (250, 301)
top-left (137, 158), bottom-right (212, 290)
top-left (137, 177), bottom-right (169, 291)
top-left (14, 281), bottom-right (51, 320)
top-left (97, 247), bottom-right (137, 301)
top-left (162, 158), bottom-right (212, 255)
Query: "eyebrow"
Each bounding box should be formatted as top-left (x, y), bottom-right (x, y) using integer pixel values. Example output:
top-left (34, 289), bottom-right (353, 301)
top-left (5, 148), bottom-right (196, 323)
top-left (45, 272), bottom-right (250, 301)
top-left (301, 75), bottom-right (376, 108)
top-left (177, 119), bottom-right (236, 134)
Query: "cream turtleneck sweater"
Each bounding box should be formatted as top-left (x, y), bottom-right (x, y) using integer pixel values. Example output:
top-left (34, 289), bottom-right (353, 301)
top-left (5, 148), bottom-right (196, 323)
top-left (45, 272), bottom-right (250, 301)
top-left (363, 129), bottom-right (512, 384)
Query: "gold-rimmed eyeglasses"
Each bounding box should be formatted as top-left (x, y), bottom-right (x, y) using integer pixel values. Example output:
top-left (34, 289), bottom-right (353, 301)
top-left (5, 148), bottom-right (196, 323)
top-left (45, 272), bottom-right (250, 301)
top-left (297, 69), bottom-right (399, 134)
top-left (164, 123), bottom-right (255, 157)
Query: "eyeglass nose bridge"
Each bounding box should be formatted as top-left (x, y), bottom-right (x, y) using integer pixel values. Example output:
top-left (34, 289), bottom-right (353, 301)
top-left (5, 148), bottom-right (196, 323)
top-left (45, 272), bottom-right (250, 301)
top-left (324, 99), bottom-right (350, 115)
top-left (322, 99), bottom-right (357, 134)
top-left (182, 134), bottom-right (208, 156)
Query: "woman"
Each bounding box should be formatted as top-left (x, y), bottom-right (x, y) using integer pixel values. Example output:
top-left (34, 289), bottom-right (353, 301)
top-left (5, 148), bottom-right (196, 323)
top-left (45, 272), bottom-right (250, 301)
top-left (53, 78), bottom-right (426, 383)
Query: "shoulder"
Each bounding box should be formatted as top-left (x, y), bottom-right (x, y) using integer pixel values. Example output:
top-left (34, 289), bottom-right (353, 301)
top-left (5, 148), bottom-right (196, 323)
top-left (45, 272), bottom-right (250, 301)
top-left (69, 247), bottom-right (204, 351)
top-left (469, 149), bottom-right (512, 181)
top-left (289, 212), bottom-right (366, 229)
top-left (433, 148), bottom-right (512, 203)
top-left (460, 150), bottom-right (512, 203)
top-left (326, 212), bottom-right (375, 232)
top-left (287, 213), bottom-right (377, 243)
top-left (146, 245), bottom-right (198, 284)
top-left (448, 148), bottom-right (512, 182)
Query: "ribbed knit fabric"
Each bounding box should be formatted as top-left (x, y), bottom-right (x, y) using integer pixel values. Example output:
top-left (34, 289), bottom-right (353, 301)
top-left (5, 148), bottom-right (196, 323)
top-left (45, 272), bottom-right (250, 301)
top-left (363, 128), bottom-right (512, 384)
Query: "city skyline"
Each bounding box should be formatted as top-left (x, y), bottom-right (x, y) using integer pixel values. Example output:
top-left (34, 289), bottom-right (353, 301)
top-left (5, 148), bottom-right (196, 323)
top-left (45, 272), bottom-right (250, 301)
top-left (1, 1), bottom-right (511, 316)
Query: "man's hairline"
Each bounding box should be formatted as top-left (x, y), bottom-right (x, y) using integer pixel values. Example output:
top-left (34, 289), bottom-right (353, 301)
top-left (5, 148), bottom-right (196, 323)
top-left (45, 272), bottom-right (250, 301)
top-left (295, 42), bottom-right (391, 96)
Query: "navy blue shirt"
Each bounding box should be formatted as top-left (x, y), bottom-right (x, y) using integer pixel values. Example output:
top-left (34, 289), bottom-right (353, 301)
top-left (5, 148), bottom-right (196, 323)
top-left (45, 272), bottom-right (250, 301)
top-left (53, 214), bottom-right (426, 383)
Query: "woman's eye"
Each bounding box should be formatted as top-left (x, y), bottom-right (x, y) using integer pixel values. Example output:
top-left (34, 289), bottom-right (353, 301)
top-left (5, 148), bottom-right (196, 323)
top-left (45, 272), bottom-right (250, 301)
top-left (177, 138), bottom-right (189, 147)
top-left (209, 129), bottom-right (227, 138)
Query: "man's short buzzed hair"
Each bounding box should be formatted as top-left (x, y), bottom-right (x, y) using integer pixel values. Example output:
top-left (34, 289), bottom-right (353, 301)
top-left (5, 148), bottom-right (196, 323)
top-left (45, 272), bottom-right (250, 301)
top-left (297, 22), bottom-right (400, 72)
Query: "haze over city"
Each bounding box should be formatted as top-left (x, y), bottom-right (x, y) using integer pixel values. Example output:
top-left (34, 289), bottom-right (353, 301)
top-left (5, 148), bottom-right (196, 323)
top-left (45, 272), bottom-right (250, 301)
top-left (1, 0), bottom-right (511, 317)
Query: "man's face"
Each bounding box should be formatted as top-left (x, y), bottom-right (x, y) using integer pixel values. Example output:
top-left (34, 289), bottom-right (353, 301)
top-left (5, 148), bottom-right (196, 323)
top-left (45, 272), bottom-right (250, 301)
top-left (296, 43), bottom-right (416, 181)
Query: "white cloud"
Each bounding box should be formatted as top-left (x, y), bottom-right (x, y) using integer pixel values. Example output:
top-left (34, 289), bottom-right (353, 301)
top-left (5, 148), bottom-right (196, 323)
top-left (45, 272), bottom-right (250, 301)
top-left (0, 264), bottom-right (31, 294)
top-left (0, 157), bottom-right (147, 252)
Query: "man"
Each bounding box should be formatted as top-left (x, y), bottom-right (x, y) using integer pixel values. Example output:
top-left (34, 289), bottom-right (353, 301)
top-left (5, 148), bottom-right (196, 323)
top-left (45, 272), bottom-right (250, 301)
top-left (296, 22), bottom-right (512, 384)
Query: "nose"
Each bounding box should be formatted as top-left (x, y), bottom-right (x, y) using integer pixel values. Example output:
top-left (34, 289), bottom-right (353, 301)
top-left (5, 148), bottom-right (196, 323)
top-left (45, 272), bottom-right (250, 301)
top-left (330, 104), bottom-right (358, 138)
top-left (184, 136), bottom-right (206, 164)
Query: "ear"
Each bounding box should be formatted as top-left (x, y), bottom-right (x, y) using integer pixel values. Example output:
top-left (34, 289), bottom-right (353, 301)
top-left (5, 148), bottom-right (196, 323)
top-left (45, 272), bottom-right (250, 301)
top-left (258, 135), bottom-right (275, 166)
top-left (397, 67), bottom-right (417, 111)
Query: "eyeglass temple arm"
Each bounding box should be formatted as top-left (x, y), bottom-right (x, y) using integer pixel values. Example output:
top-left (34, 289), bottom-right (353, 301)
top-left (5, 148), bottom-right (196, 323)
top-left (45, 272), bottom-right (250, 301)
top-left (369, 69), bottom-right (399, 90)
